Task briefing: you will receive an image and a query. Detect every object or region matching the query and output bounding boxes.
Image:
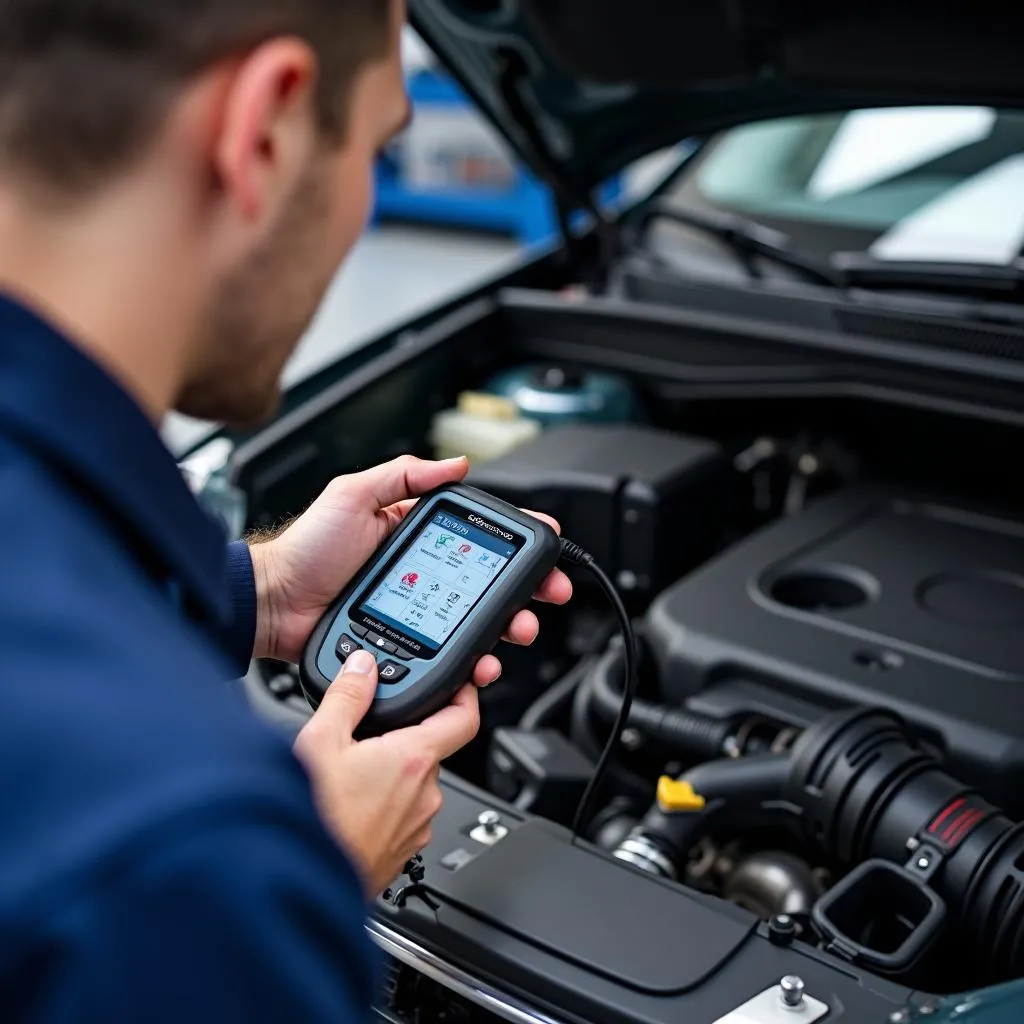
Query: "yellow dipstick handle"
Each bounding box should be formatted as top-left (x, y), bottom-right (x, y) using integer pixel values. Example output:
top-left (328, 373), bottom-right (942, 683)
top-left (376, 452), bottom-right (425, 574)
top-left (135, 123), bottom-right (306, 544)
top-left (656, 776), bottom-right (706, 813)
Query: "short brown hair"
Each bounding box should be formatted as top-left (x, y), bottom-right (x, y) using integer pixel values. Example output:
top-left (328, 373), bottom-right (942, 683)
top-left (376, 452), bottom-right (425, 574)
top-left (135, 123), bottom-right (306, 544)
top-left (0, 0), bottom-right (392, 194)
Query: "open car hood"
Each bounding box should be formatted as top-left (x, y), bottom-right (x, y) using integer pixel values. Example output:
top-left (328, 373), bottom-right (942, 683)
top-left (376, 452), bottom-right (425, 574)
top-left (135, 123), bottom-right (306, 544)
top-left (409, 1), bottom-right (1024, 199)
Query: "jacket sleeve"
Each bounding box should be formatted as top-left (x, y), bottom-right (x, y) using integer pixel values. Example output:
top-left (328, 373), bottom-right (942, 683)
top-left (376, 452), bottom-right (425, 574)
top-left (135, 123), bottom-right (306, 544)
top-left (220, 541), bottom-right (258, 676)
top-left (17, 799), bottom-right (379, 1024)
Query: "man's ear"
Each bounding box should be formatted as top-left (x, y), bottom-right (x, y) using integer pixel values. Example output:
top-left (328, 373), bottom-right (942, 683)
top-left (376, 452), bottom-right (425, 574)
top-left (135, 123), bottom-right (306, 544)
top-left (212, 38), bottom-right (320, 226)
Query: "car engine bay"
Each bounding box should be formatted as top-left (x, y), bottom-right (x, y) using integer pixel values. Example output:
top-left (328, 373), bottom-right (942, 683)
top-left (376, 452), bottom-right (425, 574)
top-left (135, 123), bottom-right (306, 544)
top-left (234, 286), bottom-right (1024, 1021)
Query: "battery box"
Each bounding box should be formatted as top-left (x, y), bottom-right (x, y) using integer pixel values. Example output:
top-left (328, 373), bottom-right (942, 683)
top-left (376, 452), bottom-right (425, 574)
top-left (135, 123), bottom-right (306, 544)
top-left (466, 424), bottom-right (727, 597)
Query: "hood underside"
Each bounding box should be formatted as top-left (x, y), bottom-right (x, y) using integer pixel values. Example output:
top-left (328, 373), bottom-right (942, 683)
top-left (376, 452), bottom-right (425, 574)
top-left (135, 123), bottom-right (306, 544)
top-left (409, 1), bottom-right (1024, 198)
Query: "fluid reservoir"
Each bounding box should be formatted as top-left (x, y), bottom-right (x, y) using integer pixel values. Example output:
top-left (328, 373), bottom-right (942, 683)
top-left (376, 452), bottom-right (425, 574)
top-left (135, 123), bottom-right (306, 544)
top-left (485, 364), bottom-right (641, 426)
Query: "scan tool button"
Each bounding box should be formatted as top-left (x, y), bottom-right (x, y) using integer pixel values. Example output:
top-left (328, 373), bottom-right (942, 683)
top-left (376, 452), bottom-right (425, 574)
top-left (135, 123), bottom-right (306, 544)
top-left (366, 631), bottom-right (398, 655)
top-left (335, 634), bottom-right (363, 660)
top-left (378, 661), bottom-right (410, 685)
top-left (349, 622), bottom-right (369, 638)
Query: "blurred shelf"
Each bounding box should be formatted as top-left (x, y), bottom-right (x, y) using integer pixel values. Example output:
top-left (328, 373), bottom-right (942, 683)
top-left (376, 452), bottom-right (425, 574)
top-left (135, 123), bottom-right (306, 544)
top-left (373, 172), bottom-right (558, 246)
top-left (373, 70), bottom-right (619, 246)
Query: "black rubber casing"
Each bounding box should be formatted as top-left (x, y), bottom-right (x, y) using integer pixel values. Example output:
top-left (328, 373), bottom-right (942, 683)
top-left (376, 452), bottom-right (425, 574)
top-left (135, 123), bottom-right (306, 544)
top-left (299, 484), bottom-right (561, 736)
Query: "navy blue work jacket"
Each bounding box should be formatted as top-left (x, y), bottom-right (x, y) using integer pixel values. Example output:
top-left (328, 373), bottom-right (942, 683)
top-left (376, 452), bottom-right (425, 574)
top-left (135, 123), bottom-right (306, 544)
top-left (0, 293), bottom-right (376, 1021)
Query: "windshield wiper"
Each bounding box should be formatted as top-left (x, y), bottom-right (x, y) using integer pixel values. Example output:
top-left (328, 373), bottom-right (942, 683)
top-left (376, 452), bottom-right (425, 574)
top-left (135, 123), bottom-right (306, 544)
top-left (832, 253), bottom-right (1024, 299)
top-left (629, 200), bottom-right (845, 288)
top-left (630, 201), bottom-right (1024, 303)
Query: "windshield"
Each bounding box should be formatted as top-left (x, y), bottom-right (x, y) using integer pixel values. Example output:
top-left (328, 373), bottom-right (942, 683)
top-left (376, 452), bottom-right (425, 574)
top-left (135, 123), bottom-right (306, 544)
top-left (665, 107), bottom-right (1024, 266)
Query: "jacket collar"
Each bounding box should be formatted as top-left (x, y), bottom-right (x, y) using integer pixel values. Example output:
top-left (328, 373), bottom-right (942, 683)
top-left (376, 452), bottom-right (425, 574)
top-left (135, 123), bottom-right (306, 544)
top-left (0, 292), bottom-right (229, 625)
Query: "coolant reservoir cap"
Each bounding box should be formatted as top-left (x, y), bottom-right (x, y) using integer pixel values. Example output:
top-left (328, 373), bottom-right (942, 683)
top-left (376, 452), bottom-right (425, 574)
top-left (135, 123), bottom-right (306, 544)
top-left (530, 365), bottom-right (586, 390)
top-left (484, 364), bottom-right (640, 425)
top-left (656, 776), bottom-right (706, 813)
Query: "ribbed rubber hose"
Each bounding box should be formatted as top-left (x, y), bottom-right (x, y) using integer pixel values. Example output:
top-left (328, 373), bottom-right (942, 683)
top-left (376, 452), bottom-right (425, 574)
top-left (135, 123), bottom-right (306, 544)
top-left (584, 643), bottom-right (731, 760)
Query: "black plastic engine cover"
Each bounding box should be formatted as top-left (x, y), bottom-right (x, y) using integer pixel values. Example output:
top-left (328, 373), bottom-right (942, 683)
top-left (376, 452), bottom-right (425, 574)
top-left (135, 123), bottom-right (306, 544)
top-left (372, 772), bottom-right (909, 1024)
top-left (647, 486), bottom-right (1024, 813)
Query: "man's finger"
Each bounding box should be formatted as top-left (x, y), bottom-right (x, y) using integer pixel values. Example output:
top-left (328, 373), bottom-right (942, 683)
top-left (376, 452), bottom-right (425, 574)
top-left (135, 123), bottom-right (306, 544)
top-left (394, 685), bottom-right (481, 761)
top-left (504, 609), bottom-right (540, 646)
top-left (315, 650), bottom-right (379, 740)
top-left (472, 655), bottom-right (502, 687)
top-left (352, 455), bottom-right (469, 512)
top-left (376, 498), bottom-right (419, 538)
top-left (534, 569), bottom-right (573, 606)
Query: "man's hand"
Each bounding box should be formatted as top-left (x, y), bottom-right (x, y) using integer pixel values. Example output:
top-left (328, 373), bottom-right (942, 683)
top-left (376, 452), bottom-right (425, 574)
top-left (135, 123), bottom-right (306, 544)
top-left (249, 455), bottom-right (572, 671)
top-left (294, 649), bottom-right (479, 894)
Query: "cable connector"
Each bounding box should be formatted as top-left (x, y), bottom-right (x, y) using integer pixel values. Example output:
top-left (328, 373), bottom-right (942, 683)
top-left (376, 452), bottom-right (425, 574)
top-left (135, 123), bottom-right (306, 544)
top-left (559, 538), bottom-right (595, 568)
top-left (383, 855), bottom-right (438, 911)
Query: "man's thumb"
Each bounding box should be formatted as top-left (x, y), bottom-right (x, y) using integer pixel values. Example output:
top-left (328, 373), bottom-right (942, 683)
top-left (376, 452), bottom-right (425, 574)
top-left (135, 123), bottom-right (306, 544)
top-left (319, 650), bottom-right (379, 738)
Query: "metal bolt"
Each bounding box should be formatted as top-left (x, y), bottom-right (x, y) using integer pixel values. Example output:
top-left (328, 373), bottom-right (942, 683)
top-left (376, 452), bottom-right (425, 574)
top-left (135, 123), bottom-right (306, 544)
top-left (798, 453), bottom-right (820, 475)
top-left (779, 976), bottom-right (805, 1008)
top-left (478, 810), bottom-right (501, 834)
top-left (917, 855), bottom-right (931, 870)
top-left (918, 1005), bottom-right (938, 1017)
top-left (906, 837), bottom-right (921, 852)
top-left (723, 736), bottom-right (742, 759)
top-left (769, 914), bottom-right (797, 947)
top-left (889, 1012), bottom-right (909, 1024)
top-left (620, 728), bottom-right (643, 751)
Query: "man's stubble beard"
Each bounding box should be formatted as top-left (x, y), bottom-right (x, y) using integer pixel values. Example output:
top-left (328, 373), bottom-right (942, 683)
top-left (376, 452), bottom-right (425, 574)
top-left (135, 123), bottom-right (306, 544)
top-left (176, 161), bottom-right (338, 429)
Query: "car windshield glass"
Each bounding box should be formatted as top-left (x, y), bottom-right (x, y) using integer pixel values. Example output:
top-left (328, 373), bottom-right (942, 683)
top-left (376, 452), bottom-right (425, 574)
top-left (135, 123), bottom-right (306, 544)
top-left (665, 107), bottom-right (1024, 266)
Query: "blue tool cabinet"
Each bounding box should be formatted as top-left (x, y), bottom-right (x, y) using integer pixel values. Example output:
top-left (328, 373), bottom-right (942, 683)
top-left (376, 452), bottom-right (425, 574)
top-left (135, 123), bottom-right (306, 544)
top-left (373, 70), bottom-right (619, 246)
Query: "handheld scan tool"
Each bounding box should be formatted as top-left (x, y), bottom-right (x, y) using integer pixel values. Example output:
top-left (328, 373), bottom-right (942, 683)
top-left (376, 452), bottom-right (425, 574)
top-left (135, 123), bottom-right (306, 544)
top-left (300, 484), bottom-right (561, 736)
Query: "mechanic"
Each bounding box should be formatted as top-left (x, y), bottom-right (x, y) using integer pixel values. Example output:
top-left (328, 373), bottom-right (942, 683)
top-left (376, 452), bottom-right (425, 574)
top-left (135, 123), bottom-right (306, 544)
top-left (0, 0), bottom-right (571, 1020)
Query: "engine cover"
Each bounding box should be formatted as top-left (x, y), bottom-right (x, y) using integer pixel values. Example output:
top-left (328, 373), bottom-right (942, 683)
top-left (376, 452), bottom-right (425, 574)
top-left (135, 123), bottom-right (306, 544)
top-left (371, 772), bottom-right (908, 1024)
top-left (647, 487), bottom-right (1024, 813)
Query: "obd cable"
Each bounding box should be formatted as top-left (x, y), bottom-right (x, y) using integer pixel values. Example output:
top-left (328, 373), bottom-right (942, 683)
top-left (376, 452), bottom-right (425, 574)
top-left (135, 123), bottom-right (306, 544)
top-left (558, 539), bottom-right (640, 844)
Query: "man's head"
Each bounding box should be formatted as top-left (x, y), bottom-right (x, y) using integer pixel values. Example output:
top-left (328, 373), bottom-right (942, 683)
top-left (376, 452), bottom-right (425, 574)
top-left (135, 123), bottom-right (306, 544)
top-left (0, 0), bottom-right (410, 426)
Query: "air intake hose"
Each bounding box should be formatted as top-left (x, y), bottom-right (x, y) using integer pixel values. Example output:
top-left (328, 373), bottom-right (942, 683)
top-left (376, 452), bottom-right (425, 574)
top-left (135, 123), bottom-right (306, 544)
top-left (787, 707), bottom-right (1024, 981)
top-left (617, 706), bottom-right (1024, 983)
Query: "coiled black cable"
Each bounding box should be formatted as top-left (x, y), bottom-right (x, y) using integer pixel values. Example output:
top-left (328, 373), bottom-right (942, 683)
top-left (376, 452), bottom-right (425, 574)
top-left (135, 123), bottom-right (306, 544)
top-left (557, 540), bottom-right (639, 843)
